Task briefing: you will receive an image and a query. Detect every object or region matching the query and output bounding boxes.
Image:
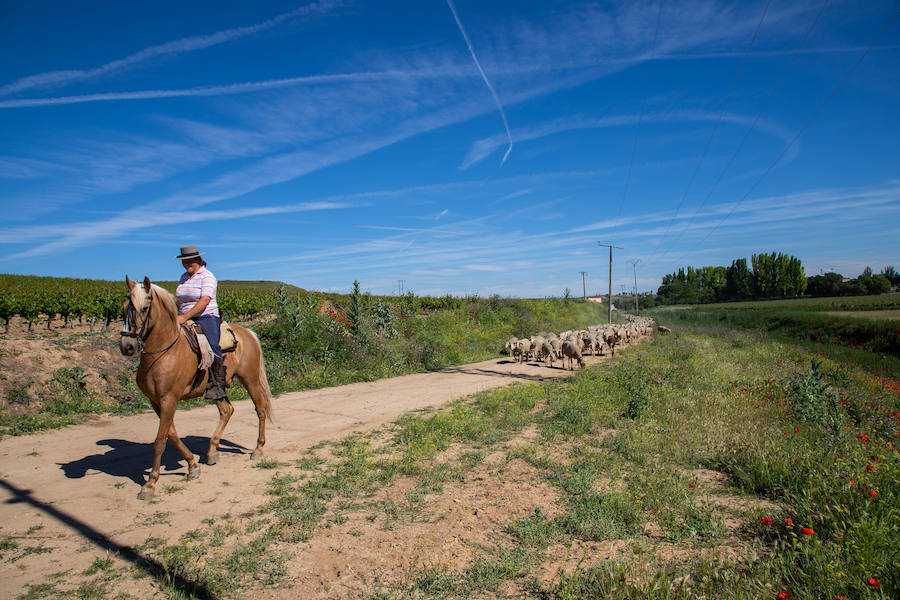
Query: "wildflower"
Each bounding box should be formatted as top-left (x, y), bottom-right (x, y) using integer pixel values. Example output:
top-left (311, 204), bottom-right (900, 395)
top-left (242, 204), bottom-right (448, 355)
top-left (688, 483), bottom-right (695, 488)
top-left (777, 591), bottom-right (789, 600)
top-left (785, 518), bottom-right (793, 526)
top-left (866, 578), bottom-right (880, 588)
top-left (865, 464), bottom-right (875, 472)
top-left (868, 490), bottom-right (876, 497)
top-left (801, 527), bottom-right (814, 536)
top-left (761, 518), bottom-right (773, 525)
top-left (857, 433), bottom-right (869, 442)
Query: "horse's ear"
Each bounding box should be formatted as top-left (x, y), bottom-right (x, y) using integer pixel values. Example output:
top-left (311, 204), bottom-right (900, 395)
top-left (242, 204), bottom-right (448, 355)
top-left (126, 275), bottom-right (136, 290)
top-left (142, 276), bottom-right (151, 293)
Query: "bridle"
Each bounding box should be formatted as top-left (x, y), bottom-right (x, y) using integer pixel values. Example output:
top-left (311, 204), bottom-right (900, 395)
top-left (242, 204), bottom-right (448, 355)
top-left (121, 289), bottom-right (180, 356)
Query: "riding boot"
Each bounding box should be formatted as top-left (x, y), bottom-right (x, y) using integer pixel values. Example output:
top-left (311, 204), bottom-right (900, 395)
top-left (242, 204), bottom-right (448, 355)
top-left (204, 356), bottom-right (227, 400)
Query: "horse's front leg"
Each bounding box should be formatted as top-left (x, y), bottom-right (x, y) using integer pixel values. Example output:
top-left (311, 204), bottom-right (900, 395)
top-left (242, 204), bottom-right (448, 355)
top-left (138, 395), bottom-right (178, 500)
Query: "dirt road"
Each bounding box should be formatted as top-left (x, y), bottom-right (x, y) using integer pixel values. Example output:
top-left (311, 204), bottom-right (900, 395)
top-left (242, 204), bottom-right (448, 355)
top-left (0, 352), bottom-right (618, 595)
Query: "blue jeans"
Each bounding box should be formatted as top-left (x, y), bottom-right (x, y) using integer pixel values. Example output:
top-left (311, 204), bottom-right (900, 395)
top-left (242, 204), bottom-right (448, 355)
top-left (194, 315), bottom-right (222, 359)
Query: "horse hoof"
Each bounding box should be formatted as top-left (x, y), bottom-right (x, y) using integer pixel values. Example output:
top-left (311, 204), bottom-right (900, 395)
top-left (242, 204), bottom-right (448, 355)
top-left (250, 451), bottom-right (263, 461)
top-left (187, 465), bottom-right (201, 480)
top-left (206, 453), bottom-right (218, 466)
top-left (137, 488), bottom-right (154, 501)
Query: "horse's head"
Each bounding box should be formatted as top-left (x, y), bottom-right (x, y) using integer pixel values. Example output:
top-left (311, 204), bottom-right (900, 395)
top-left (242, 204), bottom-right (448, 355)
top-left (120, 275), bottom-right (153, 356)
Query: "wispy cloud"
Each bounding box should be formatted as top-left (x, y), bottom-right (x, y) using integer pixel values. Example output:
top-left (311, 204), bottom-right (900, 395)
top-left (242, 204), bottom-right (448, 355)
top-left (461, 111), bottom-right (795, 170)
top-left (1, 201), bottom-right (360, 259)
top-left (0, 0), bottom-right (345, 96)
top-left (0, 69), bottom-right (476, 109)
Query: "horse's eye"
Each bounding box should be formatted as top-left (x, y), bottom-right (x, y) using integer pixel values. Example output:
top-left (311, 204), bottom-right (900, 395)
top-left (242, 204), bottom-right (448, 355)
top-left (141, 307), bottom-right (149, 312)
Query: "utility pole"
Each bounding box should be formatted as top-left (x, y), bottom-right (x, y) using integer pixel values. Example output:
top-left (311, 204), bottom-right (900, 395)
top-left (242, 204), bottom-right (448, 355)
top-left (598, 243), bottom-right (622, 324)
top-left (578, 271), bottom-right (587, 299)
top-left (398, 280), bottom-right (405, 296)
top-left (629, 259), bottom-right (640, 313)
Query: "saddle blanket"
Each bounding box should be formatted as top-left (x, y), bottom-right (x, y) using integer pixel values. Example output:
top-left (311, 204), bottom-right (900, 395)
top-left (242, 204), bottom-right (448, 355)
top-left (183, 321), bottom-right (238, 370)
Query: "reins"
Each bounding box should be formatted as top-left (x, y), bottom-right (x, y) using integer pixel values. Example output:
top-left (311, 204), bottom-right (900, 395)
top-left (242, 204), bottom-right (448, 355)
top-left (121, 289), bottom-right (181, 356)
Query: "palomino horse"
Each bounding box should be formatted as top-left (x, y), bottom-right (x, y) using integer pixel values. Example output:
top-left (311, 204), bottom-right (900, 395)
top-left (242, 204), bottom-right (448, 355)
top-left (120, 276), bottom-right (274, 500)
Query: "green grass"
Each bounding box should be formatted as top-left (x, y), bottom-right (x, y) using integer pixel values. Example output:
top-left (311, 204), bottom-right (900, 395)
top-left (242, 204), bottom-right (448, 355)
top-left (15, 310), bottom-right (899, 599)
top-left (650, 301), bottom-right (900, 374)
top-left (655, 292), bottom-right (900, 312)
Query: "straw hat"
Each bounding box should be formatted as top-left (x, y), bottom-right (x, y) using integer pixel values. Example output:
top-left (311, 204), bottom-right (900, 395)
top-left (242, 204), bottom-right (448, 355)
top-left (175, 245), bottom-right (205, 260)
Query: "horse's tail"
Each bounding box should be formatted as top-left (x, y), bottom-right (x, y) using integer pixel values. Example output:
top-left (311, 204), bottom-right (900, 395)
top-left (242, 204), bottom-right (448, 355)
top-left (258, 344), bottom-right (275, 425)
top-left (247, 328), bottom-right (275, 425)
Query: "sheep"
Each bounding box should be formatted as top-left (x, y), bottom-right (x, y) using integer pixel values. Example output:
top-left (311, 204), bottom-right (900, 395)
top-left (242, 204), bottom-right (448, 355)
top-left (516, 339), bottom-right (533, 363)
top-left (549, 337), bottom-right (562, 359)
top-left (504, 337), bottom-right (518, 355)
top-left (560, 340), bottom-right (586, 370)
top-left (539, 341), bottom-right (556, 368)
top-left (602, 327), bottom-right (618, 356)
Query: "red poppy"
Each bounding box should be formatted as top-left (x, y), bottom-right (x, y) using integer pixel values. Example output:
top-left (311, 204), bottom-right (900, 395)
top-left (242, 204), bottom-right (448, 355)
top-left (865, 465), bottom-right (875, 472)
top-left (866, 578), bottom-right (880, 588)
top-left (868, 490), bottom-right (877, 497)
top-left (857, 434), bottom-right (869, 442)
top-left (784, 518), bottom-right (793, 526)
top-left (801, 527), bottom-right (814, 536)
top-left (688, 483), bottom-right (695, 488)
top-left (761, 518), bottom-right (773, 525)
top-left (776, 591), bottom-right (789, 600)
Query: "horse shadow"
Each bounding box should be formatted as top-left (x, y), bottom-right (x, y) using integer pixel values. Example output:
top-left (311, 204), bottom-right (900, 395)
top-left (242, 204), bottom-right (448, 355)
top-left (58, 437), bottom-right (249, 486)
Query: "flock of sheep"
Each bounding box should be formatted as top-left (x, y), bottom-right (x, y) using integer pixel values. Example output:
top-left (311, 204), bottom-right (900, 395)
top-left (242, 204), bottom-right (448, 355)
top-left (504, 314), bottom-right (658, 370)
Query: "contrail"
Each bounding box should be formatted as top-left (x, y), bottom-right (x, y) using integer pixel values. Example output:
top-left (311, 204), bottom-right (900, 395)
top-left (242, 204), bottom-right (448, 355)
top-left (446, 0), bottom-right (513, 166)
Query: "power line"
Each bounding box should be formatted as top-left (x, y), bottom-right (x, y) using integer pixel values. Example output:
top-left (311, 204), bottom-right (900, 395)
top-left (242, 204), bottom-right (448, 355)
top-left (691, 6), bottom-right (900, 252)
top-left (612, 0), bottom-right (664, 234)
top-left (659, 0), bottom-right (831, 260)
top-left (651, 0), bottom-right (772, 258)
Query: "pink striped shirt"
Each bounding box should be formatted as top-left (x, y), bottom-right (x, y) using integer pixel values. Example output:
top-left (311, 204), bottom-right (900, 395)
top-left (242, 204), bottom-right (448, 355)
top-left (176, 267), bottom-right (219, 317)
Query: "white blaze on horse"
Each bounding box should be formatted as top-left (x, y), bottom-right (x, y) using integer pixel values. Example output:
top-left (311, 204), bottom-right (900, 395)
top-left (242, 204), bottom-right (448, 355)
top-left (120, 276), bottom-right (274, 500)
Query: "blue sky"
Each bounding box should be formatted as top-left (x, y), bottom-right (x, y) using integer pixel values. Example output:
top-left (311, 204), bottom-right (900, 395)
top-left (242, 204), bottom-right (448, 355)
top-left (1, 0), bottom-right (898, 297)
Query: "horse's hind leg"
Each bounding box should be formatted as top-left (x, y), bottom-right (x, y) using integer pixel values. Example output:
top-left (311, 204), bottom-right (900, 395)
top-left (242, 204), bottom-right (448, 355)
top-left (239, 375), bottom-right (268, 460)
top-left (206, 399), bottom-right (235, 466)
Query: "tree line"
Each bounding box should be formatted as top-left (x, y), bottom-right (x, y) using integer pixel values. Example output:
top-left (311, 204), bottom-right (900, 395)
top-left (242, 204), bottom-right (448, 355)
top-left (806, 266), bottom-right (895, 297)
top-left (657, 252), bottom-right (806, 305)
top-left (657, 254), bottom-right (896, 305)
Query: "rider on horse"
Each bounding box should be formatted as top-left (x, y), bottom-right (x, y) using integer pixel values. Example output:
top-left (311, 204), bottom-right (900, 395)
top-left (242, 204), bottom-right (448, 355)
top-left (174, 245), bottom-right (226, 401)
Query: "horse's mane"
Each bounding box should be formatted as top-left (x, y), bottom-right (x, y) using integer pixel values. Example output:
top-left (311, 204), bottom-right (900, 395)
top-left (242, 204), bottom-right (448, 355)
top-left (150, 284), bottom-right (178, 320)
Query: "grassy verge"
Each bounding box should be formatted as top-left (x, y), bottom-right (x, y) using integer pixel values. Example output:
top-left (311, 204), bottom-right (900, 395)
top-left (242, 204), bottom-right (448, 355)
top-left (47, 324), bottom-right (896, 599)
top-left (650, 306), bottom-right (900, 377)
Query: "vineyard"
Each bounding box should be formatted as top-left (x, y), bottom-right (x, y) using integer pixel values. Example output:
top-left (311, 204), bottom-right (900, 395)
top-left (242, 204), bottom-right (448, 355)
top-left (0, 274), bottom-right (532, 333)
top-left (0, 274), bottom-right (286, 331)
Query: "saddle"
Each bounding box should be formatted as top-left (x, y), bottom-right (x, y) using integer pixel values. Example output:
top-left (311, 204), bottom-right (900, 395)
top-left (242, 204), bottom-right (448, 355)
top-left (182, 320), bottom-right (238, 370)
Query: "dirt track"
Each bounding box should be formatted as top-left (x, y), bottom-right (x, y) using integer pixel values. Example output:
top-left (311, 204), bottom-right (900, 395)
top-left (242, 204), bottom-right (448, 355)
top-left (0, 351), bottom-right (622, 596)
